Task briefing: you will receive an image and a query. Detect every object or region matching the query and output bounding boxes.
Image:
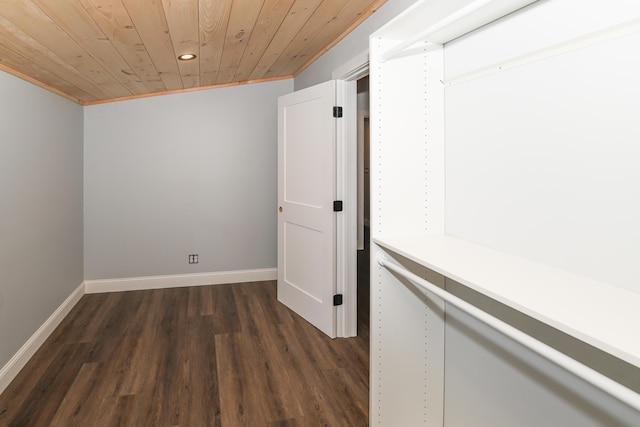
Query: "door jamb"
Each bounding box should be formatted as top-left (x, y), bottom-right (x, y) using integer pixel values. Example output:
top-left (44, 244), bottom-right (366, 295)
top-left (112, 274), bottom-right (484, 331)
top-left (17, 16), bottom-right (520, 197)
top-left (334, 50), bottom-right (369, 338)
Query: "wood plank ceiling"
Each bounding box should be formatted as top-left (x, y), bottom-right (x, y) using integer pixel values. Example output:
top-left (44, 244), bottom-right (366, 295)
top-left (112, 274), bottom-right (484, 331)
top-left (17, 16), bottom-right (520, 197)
top-left (0, 0), bottom-right (387, 105)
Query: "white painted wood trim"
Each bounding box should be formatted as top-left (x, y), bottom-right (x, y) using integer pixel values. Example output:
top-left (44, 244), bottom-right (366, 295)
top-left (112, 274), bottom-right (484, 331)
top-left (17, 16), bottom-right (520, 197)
top-left (357, 110), bottom-right (369, 251)
top-left (333, 52), bottom-right (370, 338)
top-left (0, 282), bottom-right (85, 394)
top-left (84, 268), bottom-right (277, 294)
top-left (332, 49), bottom-right (370, 81)
top-left (335, 79), bottom-right (359, 338)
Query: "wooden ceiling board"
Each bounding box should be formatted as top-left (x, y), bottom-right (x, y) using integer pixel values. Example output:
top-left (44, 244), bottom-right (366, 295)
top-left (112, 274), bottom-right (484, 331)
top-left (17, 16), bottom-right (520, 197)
top-left (0, 13), bottom-right (111, 102)
top-left (248, 0), bottom-right (322, 80)
top-left (198, 0), bottom-right (233, 86)
top-left (121, 0), bottom-right (184, 90)
top-left (162, 0), bottom-right (200, 88)
top-left (263, 0), bottom-right (345, 78)
top-left (0, 0), bottom-right (130, 100)
top-left (0, 0), bottom-right (388, 105)
top-left (283, 0), bottom-right (387, 76)
top-left (232, 0), bottom-right (296, 82)
top-left (31, 0), bottom-right (148, 95)
top-left (79, 0), bottom-right (167, 93)
top-left (0, 61), bottom-right (81, 104)
top-left (0, 40), bottom-right (92, 104)
top-left (216, 0), bottom-right (265, 84)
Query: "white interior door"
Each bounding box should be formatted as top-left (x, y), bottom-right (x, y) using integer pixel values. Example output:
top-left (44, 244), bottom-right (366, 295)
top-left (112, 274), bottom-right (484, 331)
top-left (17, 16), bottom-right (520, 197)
top-left (278, 80), bottom-right (337, 338)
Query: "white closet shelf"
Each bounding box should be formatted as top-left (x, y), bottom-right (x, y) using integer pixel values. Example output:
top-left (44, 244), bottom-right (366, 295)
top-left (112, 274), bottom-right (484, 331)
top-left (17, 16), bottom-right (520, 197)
top-left (374, 234), bottom-right (640, 369)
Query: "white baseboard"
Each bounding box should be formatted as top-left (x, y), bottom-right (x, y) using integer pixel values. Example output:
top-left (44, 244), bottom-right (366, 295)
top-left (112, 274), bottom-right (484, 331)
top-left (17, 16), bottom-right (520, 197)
top-left (0, 282), bottom-right (85, 395)
top-left (84, 268), bottom-right (277, 294)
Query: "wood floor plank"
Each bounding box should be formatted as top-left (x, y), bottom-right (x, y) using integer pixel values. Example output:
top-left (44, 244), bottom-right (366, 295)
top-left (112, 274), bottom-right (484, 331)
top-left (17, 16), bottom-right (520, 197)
top-left (179, 315), bottom-right (222, 426)
top-left (271, 321), bottom-right (342, 424)
top-left (266, 418), bottom-right (312, 427)
top-left (135, 288), bottom-right (189, 426)
top-left (187, 285), bottom-right (202, 317)
top-left (116, 289), bottom-right (166, 396)
top-left (215, 332), bottom-right (262, 426)
top-left (72, 292), bottom-right (123, 344)
top-left (0, 294), bottom-right (115, 424)
top-left (232, 281), bottom-right (264, 335)
top-left (241, 289), bottom-right (305, 422)
top-left (85, 291), bottom-right (154, 400)
top-left (0, 281), bottom-right (369, 427)
top-left (48, 362), bottom-right (103, 427)
top-left (211, 284), bottom-right (242, 335)
top-left (192, 284), bottom-right (214, 316)
top-left (92, 394), bottom-right (139, 427)
top-left (279, 310), bottom-right (342, 372)
top-left (0, 340), bottom-right (61, 424)
top-left (4, 342), bottom-right (94, 426)
top-left (246, 280), bottom-right (293, 326)
top-left (327, 329), bottom-right (369, 386)
top-left (316, 367), bottom-right (368, 426)
top-left (85, 290), bottom-right (145, 364)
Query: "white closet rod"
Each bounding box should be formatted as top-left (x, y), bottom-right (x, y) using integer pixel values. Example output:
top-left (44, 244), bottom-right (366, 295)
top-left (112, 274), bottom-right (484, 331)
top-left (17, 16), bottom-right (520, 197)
top-left (443, 17), bottom-right (640, 87)
top-left (376, 253), bottom-right (640, 413)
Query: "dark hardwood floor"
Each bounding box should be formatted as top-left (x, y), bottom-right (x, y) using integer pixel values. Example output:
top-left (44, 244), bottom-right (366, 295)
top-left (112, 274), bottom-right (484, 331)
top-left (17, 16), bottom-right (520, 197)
top-left (0, 281), bottom-right (369, 427)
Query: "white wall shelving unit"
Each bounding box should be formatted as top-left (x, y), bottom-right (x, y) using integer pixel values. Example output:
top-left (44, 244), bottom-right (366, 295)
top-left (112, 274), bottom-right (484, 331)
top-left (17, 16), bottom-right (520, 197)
top-left (369, 0), bottom-right (640, 425)
top-left (375, 234), bottom-right (640, 369)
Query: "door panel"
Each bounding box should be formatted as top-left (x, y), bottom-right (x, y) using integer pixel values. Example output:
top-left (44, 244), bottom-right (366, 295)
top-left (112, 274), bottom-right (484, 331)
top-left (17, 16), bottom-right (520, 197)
top-left (278, 80), bottom-right (336, 338)
top-left (283, 101), bottom-right (325, 208)
top-left (284, 222), bottom-right (323, 300)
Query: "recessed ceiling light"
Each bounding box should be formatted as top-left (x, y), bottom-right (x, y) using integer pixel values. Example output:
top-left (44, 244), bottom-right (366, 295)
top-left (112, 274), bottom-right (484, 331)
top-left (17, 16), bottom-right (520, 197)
top-left (178, 53), bottom-right (196, 61)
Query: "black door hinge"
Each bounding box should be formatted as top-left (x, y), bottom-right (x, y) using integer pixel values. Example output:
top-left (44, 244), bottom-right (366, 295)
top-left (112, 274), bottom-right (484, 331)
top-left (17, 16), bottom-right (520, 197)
top-left (333, 294), bottom-right (343, 306)
top-left (333, 200), bottom-right (343, 212)
top-left (333, 106), bottom-right (343, 118)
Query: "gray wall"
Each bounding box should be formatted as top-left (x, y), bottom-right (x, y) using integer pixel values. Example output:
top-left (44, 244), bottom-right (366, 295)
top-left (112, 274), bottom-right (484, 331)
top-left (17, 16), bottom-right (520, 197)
top-left (0, 71), bottom-right (84, 368)
top-left (84, 79), bottom-right (293, 280)
top-left (294, 0), bottom-right (416, 91)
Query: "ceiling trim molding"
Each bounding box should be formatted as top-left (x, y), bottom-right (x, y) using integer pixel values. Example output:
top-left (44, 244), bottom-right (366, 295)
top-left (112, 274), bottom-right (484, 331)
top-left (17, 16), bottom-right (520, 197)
top-left (0, 64), bottom-right (83, 105)
top-left (83, 75), bottom-right (293, 106)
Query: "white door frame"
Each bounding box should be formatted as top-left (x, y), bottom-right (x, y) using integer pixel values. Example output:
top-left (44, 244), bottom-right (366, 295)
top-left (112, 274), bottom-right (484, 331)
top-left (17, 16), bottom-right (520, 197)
top-left (333, 50), bottom-right (369, 338)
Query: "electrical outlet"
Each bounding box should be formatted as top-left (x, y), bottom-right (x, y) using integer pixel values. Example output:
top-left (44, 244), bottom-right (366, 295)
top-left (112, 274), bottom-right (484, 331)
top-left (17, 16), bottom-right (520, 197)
top-left (189, 254), bottom-right (199, 264)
